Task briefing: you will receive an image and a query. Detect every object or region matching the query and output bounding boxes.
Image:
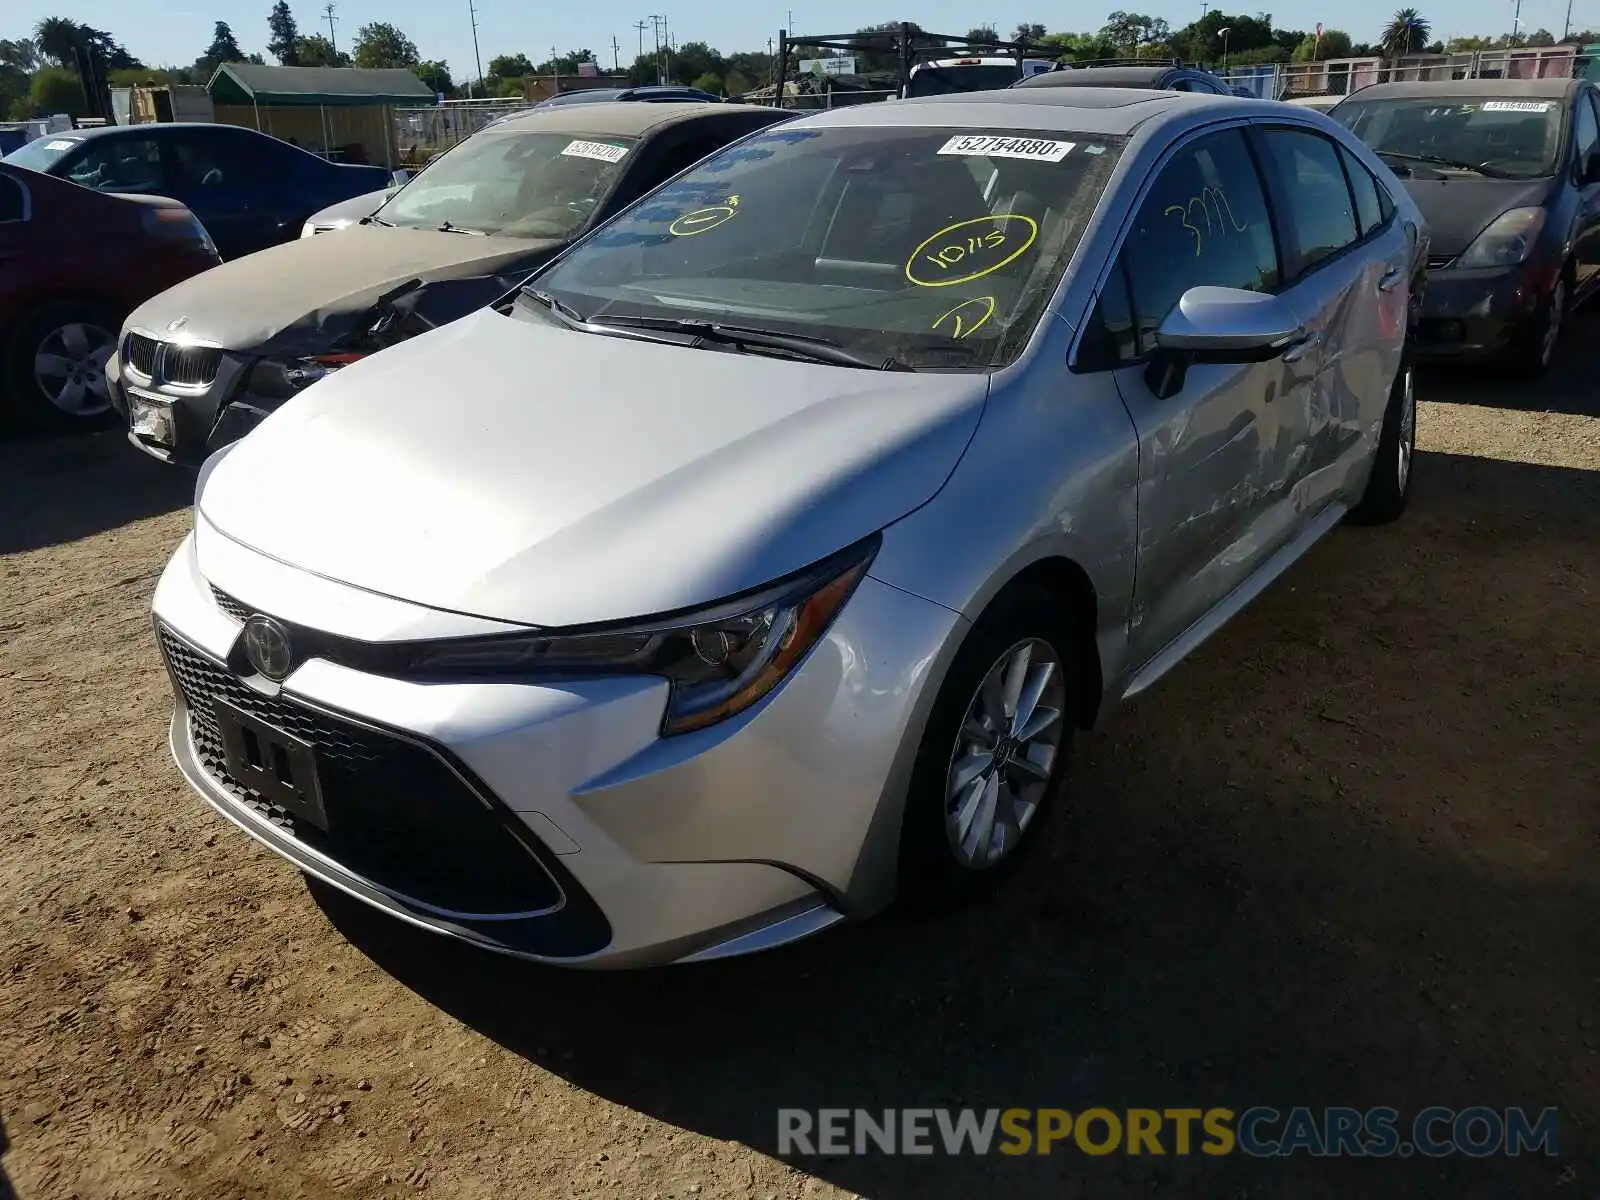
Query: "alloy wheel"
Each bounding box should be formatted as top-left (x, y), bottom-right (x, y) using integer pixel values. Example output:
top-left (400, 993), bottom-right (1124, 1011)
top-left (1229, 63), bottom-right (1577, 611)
top-left (1397, 364), bottom-right (1416, 494)
top-left (33, 321), bottom-right (115, 417)
top-left (944, 638), bottom-right (1067, 870)
top-left (1540, 279), bottom-right (1566, 369)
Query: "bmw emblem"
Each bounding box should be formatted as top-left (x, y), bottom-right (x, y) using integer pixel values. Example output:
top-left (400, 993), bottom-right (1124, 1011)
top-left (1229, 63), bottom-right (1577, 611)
top-left (167, 315), bottom-right (189, 333)
top-left (241, 616), bottom-right (294, 681)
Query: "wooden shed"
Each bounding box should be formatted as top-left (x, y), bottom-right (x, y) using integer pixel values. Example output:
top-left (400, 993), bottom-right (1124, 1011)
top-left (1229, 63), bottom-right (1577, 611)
top-left (206, 63), bottom-right (434, 169)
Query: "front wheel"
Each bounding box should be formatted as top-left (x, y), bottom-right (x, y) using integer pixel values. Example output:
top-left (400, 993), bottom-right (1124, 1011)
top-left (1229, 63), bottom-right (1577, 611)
top-left (4, 300), bottom-right (120, 435)
top-left (897, 586), bottom-right (1078, 907)
top-left (1348, 355), bottom-right (1416, 526)
top-left (1506, 271), bottom-right (1567, 378)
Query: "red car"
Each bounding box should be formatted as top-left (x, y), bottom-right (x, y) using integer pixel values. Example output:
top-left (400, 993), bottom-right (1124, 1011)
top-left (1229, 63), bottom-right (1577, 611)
top-left (0, 160), bottom-right (220, 433)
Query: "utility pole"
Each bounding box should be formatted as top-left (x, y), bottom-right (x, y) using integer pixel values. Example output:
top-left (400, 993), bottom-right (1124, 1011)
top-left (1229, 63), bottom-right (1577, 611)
top-left (1200, 1), bottom-right (1209, 16)
top-left (635, 19), bottom-right (648, 62)
top-left (323, 1), bottom-right (338, 52)
top-left (1512, 0), bottom-right (1524, 43)
top-left (649, 14), bottom-right (666, 85)
top-left (1564, 0), bottom-right (1574, 39)
top-left (467, 0), bottom-right (484, 95)
top-left (611, 35), bottom-right (621, 71)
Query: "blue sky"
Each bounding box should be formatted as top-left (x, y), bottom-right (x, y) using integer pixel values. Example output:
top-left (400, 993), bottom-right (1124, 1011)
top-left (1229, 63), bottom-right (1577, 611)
top-left (10, 0), bottom-right (1597, 81)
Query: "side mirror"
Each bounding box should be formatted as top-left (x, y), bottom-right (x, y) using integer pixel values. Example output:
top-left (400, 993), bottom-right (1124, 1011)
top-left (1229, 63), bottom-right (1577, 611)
top-left (1145, 286), bottom-right (1305, 399)
top-left (1580, 149), bottom-right (1600, 186)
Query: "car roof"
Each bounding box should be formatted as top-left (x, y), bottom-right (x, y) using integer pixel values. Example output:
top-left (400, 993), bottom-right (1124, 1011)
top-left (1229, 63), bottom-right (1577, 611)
top-left (1348, 77), bottom-right (1581, 102)
top-left (1017, 65), bottom-right (1177, 88)
top-left (40, 122), bottom-right (269, 141)
top-left (483, 101), bottom-right (769, 136)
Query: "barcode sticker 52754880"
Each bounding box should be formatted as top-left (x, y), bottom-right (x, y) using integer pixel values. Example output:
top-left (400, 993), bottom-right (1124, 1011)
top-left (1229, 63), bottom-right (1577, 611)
top-left (937, 134), bottom-right (1076, 162)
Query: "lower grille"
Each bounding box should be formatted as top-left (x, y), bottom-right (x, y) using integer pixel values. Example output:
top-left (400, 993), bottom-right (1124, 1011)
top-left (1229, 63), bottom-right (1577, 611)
top-left (156, 623), bottom-right (564, 917)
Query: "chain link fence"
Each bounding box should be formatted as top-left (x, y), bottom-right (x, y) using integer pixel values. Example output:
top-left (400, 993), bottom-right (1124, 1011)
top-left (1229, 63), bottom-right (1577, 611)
top-left (390, 98), bottom-right (530, 168)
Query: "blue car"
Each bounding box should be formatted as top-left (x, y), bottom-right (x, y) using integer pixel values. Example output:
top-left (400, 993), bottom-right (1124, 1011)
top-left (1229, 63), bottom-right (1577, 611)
top-left (6, 123), bottom-right (389, 260)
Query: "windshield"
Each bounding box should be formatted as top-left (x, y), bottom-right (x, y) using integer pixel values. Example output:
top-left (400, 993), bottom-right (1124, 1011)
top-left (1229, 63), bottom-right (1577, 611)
top-left (376, 129), bottom-right (637, 238)
top-left (906, 65), bottom-right (1025, 98)
top-left (5, 135), bottom-right (83, 173)
top-left (1334, 96), bottom-right (1564, 179)
top-left (528, 125), bottom-right (1125, 370)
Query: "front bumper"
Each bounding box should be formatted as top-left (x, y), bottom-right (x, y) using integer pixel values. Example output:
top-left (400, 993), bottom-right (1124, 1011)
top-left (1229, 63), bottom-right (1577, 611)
top-left (1413, 261), bottom-right (1555, 360)
top-left (109, 343), bottom-right (275, 468)
top-left (151, 527), bottom-right (966, 967)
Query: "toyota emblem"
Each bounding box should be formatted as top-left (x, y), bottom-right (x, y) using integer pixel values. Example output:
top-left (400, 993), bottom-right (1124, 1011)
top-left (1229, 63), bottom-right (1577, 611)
top-left (241, 616), bottom-right (294, 681)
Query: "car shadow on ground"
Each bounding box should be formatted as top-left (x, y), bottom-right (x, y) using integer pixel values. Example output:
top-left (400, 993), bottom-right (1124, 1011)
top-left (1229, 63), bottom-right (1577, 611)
top-left (319, 447), bottom-right (1600, 1197)
top-left (0, 431), bottom-right (193, 556)
top-left (1419, 309), bottom-right (1600, 418)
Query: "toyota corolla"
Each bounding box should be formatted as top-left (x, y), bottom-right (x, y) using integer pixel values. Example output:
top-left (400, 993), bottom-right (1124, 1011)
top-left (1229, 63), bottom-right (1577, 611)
top-left (153, 88), bottom-right (1425, 967)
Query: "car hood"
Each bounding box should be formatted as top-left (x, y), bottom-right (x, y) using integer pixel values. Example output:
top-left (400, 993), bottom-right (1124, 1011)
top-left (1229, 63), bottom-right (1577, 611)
top-left (1400, 176), bottom-right (1553, 257)
top-left (197, 309), bottom-right (989, 627)
top-left (123, 225), bottom-right (562, 354)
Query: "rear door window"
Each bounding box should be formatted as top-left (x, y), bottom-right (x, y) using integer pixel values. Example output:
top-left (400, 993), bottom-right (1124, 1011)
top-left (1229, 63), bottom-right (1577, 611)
top-left (1258, 128), bottom-right (1360, 275)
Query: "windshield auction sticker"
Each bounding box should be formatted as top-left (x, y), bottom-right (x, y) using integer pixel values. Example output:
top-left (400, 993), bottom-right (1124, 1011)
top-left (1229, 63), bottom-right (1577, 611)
top-left (1481, 100), bottom-right (1554, 112)
top-left (561, 139), bottom-right (629, 163)
top-left (937, 134), bottom-right (1076, 162)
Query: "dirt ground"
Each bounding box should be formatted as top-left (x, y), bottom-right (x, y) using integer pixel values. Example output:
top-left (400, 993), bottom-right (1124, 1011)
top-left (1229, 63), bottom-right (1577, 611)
top-left (1, 325), bottom-right (1597, 1200)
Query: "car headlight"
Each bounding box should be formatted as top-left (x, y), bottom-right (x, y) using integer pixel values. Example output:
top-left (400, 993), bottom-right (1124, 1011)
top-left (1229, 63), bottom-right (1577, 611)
top-left (245, 353), bottom-right (368, 399)
top-left (403, 537), bottom-right (878, 735)
top-left (1455, 207), bottom-right (1547, 269)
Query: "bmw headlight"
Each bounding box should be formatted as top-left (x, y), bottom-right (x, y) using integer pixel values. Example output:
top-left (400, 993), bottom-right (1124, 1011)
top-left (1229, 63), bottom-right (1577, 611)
top-left (404, 537), bottom-right (878, 735)
top-left (1455, 207), bottom-right (1547, 270)
top-left (245, 353), bottom-right (368, 399)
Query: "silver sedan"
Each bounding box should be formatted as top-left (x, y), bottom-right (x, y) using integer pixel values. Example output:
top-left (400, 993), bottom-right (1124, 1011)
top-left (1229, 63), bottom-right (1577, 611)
top-left (152, 88), bottom-right (1426, 967)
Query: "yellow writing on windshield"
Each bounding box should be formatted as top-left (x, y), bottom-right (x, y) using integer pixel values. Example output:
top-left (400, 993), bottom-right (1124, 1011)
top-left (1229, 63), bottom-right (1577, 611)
top-left (670, 194), bottom-right (740, 237)
top-left (932, 295), bottom-right (998, 339)
top-left (906, 214), bottom-right (1040, 288)
top-left (1164, 187), bottom-right (1250, 257)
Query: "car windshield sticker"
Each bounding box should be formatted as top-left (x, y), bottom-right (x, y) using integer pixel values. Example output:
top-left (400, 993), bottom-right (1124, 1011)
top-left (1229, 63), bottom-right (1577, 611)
top-left (1481, 100), bottom-right (1554, 113)
top-left (1083, 144), bottom-right (1107, 155)
top-left (937, 134), bottom-right (1075, 162)
top-left (45, 139), bottom-right (77, 150)
top-left (561, 139), bottom-right (629, 163)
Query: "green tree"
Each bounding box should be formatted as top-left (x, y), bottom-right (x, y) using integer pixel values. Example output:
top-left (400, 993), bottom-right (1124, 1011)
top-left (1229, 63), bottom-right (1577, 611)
top-left (33, 17), bottom-right (82, 66)
top-left (196, 20), bottom-right (246, 74)
top-left (1292, 28), bottom-right (1353, 60)
top-left (965, 26), bottom-right (1000, 45)
top-left (487, 52), bottom-right (534, 78)
top-left (1100, 11), bottom-right (1172, 55)
top-left (1380, 8), bottom-right (1431, 56)
top-left (26, 64), bottom-right (87, 115)
top-left (267, 1), bottom-right (300, 64)
top-left (667, 40), bottom-right (722, 84)
top-left (691, 70), bottom-right (722, 93)
top-left (0, 38), bottom-right (41, 72)
top-left (1013, 22), bottom-right (1047, 44)
top-left (352, 21), bottom-right (420, 69)
top-left (414, 59), bottom-right (453, 94)
top-left (294, 33), bottom-right (349, 66)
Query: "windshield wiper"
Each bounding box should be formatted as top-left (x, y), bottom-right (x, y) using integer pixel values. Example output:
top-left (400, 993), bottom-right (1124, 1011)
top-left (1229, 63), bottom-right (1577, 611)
top-left (362, 213), bottom-right (395, 227)
top-left (519, 287), bottom-right (585, 326)
top-left (1377, 150), bottom-right (1511, 178)
top-left (591, 315), bottom-right (913, 371)
top-left (436, 220), bottom-right (488, 235)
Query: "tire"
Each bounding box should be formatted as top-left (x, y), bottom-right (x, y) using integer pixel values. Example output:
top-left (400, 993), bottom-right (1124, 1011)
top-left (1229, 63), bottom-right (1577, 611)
top-left (3, 299), bottom-right (121, 435)
top-left (1347, 350), bottom-right (1417, 526)
top-left (1505, 268), bottom-right (1568, 379)
top-left (897, 585), bottom-right (1079, 908)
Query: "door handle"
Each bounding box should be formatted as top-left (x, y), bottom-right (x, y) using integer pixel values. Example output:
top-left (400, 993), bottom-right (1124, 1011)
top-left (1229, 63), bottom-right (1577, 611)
top-left (1378, 266), bottom-right (1405, 293)
top-left (1281, 331), bottom-right (1322, 364)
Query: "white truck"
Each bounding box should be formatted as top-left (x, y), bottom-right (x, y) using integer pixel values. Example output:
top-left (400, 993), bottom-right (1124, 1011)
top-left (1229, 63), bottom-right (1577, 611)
top-left (902, 56), bottom-right (1057, 98)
